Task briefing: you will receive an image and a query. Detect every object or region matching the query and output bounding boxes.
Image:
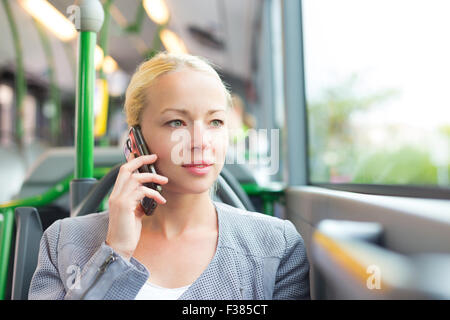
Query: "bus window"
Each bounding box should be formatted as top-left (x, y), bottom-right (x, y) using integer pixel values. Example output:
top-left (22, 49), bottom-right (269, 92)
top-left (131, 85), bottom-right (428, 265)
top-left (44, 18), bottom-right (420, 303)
top-left (302, 0), bottom-right (450, 189)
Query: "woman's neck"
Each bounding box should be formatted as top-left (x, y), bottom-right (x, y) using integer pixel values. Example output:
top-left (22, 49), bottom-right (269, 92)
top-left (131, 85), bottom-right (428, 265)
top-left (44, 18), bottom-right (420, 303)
top-left (141, 191), bottom-right (217, 239)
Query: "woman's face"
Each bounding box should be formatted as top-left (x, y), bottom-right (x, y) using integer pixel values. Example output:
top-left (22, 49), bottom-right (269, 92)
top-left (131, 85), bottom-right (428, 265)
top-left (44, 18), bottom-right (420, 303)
top-left (140, 67), bottom-right (229, 194)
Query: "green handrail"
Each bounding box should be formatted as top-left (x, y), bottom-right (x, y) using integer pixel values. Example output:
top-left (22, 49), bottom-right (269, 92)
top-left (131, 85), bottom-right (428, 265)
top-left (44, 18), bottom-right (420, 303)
top-left (124, 0), bottom-right (146, 34)
top-left (98, 0), bottom-right (113, 80)
top-left (241, 182), bottom-right (285, 216)
top-left (96, 0), bottom-right (113, 146)
top-left (0, 166), bottom-right (111, 300)
top-left (0, 167), bottom-right (111, 212)
top-left (146, 24), bottom-right (164, 59)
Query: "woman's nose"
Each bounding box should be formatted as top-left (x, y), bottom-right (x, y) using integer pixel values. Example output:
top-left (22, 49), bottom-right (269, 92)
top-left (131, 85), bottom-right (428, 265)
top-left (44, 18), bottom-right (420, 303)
top-left (191, 120), bottom-right (212, 150)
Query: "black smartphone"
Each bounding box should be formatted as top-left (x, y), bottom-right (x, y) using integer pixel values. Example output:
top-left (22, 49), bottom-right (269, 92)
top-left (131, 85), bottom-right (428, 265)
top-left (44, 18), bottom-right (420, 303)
top-left (123, 125), bottom-right (162, 215)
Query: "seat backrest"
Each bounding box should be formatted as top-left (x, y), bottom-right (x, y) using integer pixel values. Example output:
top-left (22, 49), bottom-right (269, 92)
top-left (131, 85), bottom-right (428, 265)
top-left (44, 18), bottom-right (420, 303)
top-left (219, 166), bottom-right (255, 212)
top-left (223, 162), bottom-right (257, 184)
top-left (11, 207), bottom-right (43, 300)
top-left (73, 164), bottom-right (253, 217)
top-left (215, 174), bottom-right (246, 210)
top-left (16, 147), bottom-right (124, 212)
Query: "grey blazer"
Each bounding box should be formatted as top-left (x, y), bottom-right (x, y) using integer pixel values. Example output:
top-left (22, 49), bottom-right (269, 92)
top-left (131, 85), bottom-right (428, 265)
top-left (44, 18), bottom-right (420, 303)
top-left (28, 201), bottom-right (310, 300)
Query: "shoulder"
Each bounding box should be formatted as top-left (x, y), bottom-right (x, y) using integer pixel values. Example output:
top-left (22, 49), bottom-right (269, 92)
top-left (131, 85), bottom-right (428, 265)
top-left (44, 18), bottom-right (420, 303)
top-left (44, 211), bottom-right (109, 248)
top-left (214, 201), bottom-right (302, 259)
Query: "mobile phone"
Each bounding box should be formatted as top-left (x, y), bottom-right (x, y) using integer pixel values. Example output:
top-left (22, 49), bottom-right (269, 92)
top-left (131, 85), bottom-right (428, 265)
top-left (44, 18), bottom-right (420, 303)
top-left (123, 125), bottom-right (162, 215)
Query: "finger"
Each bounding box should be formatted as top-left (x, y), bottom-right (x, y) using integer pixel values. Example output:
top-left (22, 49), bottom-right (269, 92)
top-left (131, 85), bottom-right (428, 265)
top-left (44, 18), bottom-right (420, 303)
top-left (139, 186), bottom-right (167, 204)
top-left (132, 172), bottom-right (168, 185)
top-left (123, 154), bottom-right (157, 173)
top-left (126, 152), bottom-right (135, 162)
top-left (115, 154), bottom-right (157, 191)
top-left (134, 202), bottom-right (146, 219)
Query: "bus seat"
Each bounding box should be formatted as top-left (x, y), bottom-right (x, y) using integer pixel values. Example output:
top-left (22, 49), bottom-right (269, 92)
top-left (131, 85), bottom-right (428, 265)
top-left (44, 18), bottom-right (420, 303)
top-left (11, 207), bottom-right (43, 300)
top-left (215, 174), bottom-right (246, 210)
top-left (16, 147), bottom-right (124, 213)
top-left (223, 162), bottom-right (257, 184)
top-left (217, 167), bottom-right (255, 211)
top-left (311, 219), bottom-right (450, 299)
top-left (72, 164), bottom-right (253, 217)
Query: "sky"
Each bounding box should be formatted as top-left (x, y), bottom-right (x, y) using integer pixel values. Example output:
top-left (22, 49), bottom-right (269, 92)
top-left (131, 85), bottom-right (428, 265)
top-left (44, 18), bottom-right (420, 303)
top-left (302, 0), bottom-right (450, 130)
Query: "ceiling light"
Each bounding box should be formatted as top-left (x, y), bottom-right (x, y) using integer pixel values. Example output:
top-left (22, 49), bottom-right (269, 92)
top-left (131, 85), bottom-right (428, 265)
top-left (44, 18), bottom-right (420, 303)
top-left (95, 45), bottom-right (104, 70)
top-left (143, 0), bottom-right (170, 25)
top-left (160, 29), bottom-right (188, 54)
top-left (19, 0), bottom-right (77, 41)
top-left (102, 56), bottom-right (118, 74)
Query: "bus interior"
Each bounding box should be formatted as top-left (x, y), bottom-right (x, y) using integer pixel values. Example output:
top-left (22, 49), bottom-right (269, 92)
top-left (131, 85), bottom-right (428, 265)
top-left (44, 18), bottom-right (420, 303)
top-left (0, 0), bottom-right (449, 300)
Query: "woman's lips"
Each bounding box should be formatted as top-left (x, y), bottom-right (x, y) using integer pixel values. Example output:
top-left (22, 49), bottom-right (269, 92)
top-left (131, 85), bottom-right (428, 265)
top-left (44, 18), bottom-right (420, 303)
top-left (182, 163), bottom-right (213, 175)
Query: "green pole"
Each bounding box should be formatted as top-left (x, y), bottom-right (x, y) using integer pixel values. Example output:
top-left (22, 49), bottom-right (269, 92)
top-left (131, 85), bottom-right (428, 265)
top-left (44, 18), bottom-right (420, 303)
top-left (2, 0), bottom-right (26, 146)
top-left (0, 0), bottom-right (26, 300)
top-left (99, 0), bottom-right (113, 81)
top-left (75, 31), bottom-right (97, 179)
top-left (97, 0), bottom-right (113, 146)
top-left (146, 24), bottom-right (165, 59)
top-left (0, 209), bottom-right (14, 300)
top-left (124, 0), bottom-right (146, 34)
top-left (34, 20), bottom-right (61, 146)
top-left (70, 0), bottom-right (104, 212)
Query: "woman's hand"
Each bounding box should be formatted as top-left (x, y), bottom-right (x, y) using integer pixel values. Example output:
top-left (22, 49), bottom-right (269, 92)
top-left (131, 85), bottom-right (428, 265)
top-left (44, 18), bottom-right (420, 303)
top-left (106, 153), bottom-right (168, 260)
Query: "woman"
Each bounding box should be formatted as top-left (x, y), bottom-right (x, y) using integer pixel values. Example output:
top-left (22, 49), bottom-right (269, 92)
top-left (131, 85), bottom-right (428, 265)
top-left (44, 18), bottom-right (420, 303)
top-left (28, 52), bottom-right (310, 300)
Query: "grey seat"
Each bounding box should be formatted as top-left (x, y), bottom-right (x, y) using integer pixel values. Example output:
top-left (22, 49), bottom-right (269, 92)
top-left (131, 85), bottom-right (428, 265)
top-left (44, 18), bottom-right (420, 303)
top-left (11, 207), bottom-right (43, 300)
top-left (217, 166), bottom-right (255, 212)
top-left (15, 147), bottom-right (125, 213)
top-left (311, 219), bottom-right (450, 299)
top-left (72, 164), bottom-right (251, 217)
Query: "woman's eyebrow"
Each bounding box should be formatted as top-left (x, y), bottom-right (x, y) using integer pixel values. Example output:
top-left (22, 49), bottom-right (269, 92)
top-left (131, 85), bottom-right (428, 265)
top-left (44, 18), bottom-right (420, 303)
top-left (160, 108), bottom-right (189, 115)
top-left (160, 107), bottom-right (226, 115)
top-left (207, 108), bottom-right (227, 115)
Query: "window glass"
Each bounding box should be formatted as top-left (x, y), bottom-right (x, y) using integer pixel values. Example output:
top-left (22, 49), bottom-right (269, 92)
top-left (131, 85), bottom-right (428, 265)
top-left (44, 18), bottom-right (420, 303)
top-left (303, 0), bottom-right (450, 186)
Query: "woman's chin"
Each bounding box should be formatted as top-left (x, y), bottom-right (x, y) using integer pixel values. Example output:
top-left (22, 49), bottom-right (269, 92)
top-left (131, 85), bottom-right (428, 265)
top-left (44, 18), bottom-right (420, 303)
top-left (183, 182), bottom-right (214, 194)
top-left (161, 165), bottom-right (221, 194)
top-left (164, 180), bottom-right (215, 195)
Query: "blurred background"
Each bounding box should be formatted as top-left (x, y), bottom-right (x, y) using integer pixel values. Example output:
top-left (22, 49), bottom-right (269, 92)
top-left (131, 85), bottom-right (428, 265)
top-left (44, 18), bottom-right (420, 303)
top-left (1, 0), bottom-right (450, 301)
top-left (0, 0), bottom-right (271, 204)
top-left (0, 0), bottom-right (449, 203)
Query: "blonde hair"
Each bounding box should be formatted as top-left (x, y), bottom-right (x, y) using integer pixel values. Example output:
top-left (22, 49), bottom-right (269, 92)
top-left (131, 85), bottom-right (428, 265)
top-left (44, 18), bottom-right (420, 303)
top-left (124, 51), bottom-right (232, 127)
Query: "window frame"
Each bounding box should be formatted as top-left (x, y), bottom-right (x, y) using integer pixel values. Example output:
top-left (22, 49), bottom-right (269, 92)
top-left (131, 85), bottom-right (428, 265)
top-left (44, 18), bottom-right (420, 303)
top-left (282, 0), bottom-right (450, 200)
top-left (311, 183), bottom-right (450, 200)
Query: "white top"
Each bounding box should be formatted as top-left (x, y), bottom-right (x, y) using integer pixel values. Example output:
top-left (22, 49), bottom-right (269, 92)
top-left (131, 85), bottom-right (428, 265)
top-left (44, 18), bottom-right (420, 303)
top-left (135, 281), bottom-right (192, 300)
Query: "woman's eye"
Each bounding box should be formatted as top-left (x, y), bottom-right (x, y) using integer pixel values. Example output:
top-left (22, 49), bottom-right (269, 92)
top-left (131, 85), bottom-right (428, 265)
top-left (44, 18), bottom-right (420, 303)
top-left (210, 119), bottom-right (224, 127)
top-left (167, 119), bottom-right (184, 127)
